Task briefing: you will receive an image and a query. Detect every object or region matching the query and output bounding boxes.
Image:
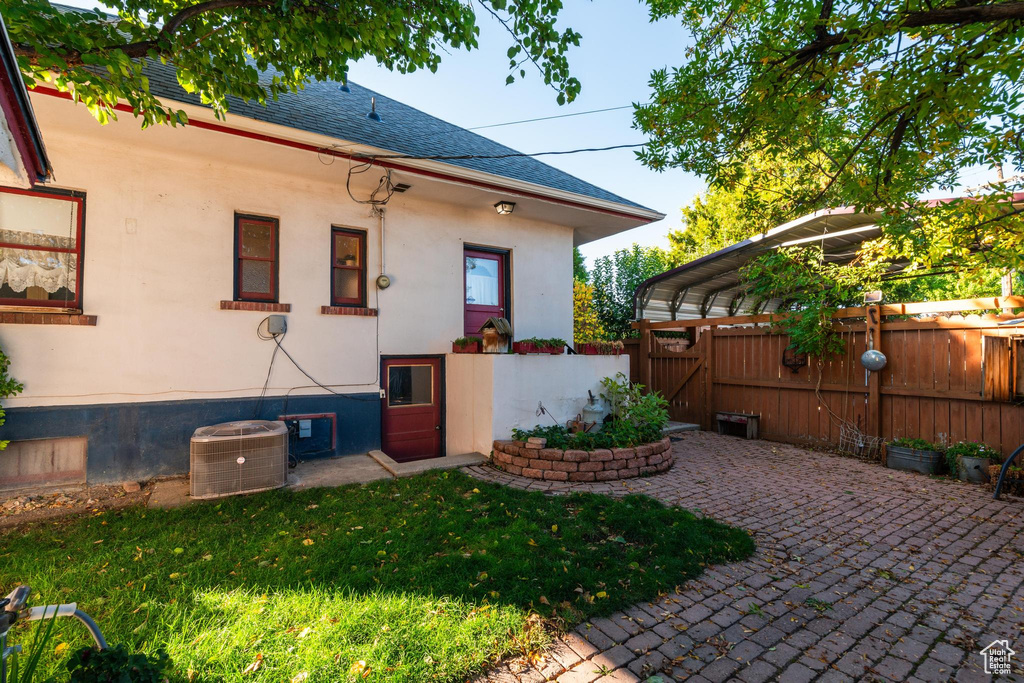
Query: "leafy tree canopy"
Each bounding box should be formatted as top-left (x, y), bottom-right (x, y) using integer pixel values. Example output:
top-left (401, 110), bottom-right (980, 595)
top-left (667, 149), bottom-right (825, 265)
top-left (572, 278), bottom-right (603, 344)
top-left (573, 246), bottom-right (588, 283)
top-left (590, 244), bottom-right (669, 339)
top-left (7, 0), bottom-right (581, 126)
top-left (637, 0), bottom-right (1024, 275)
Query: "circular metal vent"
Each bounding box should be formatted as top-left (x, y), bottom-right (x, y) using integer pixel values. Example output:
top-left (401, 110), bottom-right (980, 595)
top-left (191, 420), bottom-right (287, 441)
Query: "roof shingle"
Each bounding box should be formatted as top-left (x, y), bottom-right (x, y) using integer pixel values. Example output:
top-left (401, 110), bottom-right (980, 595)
top-left (140, 60), bottom-right (649, 210)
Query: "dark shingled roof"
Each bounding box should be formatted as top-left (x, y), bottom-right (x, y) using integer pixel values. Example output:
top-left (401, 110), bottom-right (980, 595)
top-left (138, 59), bottom-right (650, 211)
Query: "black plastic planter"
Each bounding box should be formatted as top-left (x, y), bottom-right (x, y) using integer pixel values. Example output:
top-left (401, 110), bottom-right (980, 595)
top-left (886, 446), bottom-right (943, 475)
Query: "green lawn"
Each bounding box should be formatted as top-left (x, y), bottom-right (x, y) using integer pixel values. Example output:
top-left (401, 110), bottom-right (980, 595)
top-left (0, 470), bottom-right (753, 682)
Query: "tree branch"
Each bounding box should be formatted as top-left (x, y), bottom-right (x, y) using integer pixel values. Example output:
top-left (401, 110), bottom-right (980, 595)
top-left (786, 1), bottom-right (1024, 67)
top-left (15, 0), bottom-right (276, 67)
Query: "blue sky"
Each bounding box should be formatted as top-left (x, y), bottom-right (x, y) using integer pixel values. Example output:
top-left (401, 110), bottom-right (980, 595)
top-left (344, 2), bottom-right (702, 265)
top-left (56, 0), bottom-right (701, 266)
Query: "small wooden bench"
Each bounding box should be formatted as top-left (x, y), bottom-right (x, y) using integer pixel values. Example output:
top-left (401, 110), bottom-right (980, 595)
top-left (716, 412), bottom-right (760, 440)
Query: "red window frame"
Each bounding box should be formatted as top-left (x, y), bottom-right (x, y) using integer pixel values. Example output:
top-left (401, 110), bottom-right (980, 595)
top-left (234, 213), bottom-right (279, 302)
top-left (331, 226), bottom-right (366, 307)
top-left (0, 185), bottom-right (85, 310)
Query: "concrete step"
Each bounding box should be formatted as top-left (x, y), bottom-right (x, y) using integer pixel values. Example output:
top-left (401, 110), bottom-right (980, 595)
top-left (369, 450), bottom-right (486, 478)
top-left (663, 421), bottom-right (700, 435)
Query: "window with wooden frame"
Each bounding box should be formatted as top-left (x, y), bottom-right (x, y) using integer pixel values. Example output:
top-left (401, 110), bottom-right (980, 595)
top-left (331, 226), bottom-right (366, 307)
top-left (234, 213), bottom-right (279, 302)
top-left (0, 186), bottom-right (85, 310)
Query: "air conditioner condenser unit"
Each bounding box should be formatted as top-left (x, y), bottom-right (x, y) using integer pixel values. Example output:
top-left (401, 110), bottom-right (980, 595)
top-left (189, 420), bottom-right (288, 500)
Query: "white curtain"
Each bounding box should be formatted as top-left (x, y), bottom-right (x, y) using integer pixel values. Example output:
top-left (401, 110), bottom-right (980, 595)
top-left (0, 229), bottom-right (77, 294)
top-left (466, 273), bottom-right (498, 306)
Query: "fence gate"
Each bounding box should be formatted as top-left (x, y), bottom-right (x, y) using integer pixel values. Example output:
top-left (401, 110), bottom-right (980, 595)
top-left (637, 330), bottom-right (707, 427)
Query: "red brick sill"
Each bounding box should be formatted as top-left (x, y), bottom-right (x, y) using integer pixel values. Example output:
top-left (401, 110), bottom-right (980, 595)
top-left (220, 300), bottom-right (291, 313)
top-left (0, 311), bottom-right (97, 325)
top-left (320, 306), bottom-right (378, 317)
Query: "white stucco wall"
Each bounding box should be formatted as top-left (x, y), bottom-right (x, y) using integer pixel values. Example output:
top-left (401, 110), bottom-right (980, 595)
top-left (2, 96), bottom-right (577, 409)
top-left (446, 354), bottom-right (629, 456)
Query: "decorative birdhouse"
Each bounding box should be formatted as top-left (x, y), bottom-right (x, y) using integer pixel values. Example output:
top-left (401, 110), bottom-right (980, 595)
top-left (479, 317), bottom-right (512, 353)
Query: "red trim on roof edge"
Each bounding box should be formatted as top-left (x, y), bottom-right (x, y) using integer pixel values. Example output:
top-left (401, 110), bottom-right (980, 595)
top-left (32, 86), bottom-right (657, 224)
top-left (0, 61), bottom-right (49, 183)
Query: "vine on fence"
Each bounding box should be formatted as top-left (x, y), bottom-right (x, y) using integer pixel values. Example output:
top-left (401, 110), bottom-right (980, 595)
top-left (739, 246), bottom-right (886, 358)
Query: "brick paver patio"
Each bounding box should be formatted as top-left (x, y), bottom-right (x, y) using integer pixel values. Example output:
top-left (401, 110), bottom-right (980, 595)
top-left (465, 432), bottom-right (1024, 682)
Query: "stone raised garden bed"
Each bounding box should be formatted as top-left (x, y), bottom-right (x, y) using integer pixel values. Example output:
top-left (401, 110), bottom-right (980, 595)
top-left (491, 437), bottom-right (674, 481)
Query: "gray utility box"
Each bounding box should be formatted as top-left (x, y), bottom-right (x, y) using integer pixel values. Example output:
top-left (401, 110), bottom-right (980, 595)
top-left (716, 412), bottom-right (760, 440)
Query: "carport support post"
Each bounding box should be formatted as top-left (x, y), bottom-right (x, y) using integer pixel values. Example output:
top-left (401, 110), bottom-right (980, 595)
top-left (866, 304), bottom-right (883, 451)
top-left (704, 327), bottom-right (715, 430)
top-left (638, 319), bottom-right (651, 390)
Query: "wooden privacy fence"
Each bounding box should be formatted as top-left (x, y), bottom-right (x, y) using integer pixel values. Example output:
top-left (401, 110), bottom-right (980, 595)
top-left (628, 297), bottom-right (1024, 458)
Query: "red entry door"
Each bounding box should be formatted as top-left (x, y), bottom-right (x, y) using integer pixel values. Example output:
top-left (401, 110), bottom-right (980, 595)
top-left (464, 248), bottom-right (506, 337)
top-left (381, 357), bottom-right (442, 462)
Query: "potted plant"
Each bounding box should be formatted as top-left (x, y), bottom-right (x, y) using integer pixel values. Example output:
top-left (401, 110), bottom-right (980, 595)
top-left (987, 461), bottom-right (1023, 495)
top-left (886, 438), bottom-right (944, 475)
top-left (452, 337), bottom-right (481, 354)
top-left (577, 340), bottom-right (625, 355)
top-left (513, 337), bottom-right (566, 355)
top-left (945, 441), bottom-right (999, 483)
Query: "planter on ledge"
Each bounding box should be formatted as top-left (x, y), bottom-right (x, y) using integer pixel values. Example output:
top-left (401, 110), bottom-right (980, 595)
top-left (452, 340), bottom-right (481, 354)
top-left (887, 445), bottom-right (943, 475)
top-left (513, 341), bottom-right (564, 355)
top-left (577, 342), bottom-right (624, 356)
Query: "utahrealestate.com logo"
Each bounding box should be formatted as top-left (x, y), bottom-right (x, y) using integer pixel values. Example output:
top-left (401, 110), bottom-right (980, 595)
top-left (980, 640), bottom-right (1016, 676)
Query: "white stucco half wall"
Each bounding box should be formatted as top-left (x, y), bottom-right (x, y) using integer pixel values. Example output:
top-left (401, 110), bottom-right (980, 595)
top-left (446, 353), bottom-right (629, 456)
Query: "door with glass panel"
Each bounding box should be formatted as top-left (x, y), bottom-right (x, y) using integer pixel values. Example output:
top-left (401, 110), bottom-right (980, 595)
top-left (464, 247), bottom-right (507, 337)
top-left (381, 357), bottom-right (442, 461)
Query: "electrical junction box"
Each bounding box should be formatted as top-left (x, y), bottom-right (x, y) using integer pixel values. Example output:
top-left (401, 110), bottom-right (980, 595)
top-left (267, 314), bottom-right (287, 336)
top-left (298, 419), bottom-right (312, 439)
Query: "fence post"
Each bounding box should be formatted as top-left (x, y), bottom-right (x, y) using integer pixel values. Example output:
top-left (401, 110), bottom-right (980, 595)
top-left (638, 319), bottom-right (651, 391)
top-left (704, 328), bottom-right (715, 430)
top-left (866, 305), bottom-right (883, 445)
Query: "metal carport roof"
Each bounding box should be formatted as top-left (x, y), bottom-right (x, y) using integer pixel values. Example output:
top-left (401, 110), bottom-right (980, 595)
top-left (633, 206), bottom-right (885, 321)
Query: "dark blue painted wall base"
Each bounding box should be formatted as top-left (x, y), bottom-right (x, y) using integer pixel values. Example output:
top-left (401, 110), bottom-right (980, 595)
top-left (1, 394), bottom-right (381, 484)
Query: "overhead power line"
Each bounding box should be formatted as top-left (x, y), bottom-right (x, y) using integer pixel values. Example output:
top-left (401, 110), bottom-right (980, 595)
top-left (357, 142), bottom-right (647, 162)
top-left (465, 104), bottom-right (642, 132)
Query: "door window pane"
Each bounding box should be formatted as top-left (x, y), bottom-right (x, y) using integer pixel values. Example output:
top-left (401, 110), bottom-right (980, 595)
top-left (334, 234), bottom-right (361, 267)
top-left (388, 365), bottom-right (433, 407)
top-left (240, 220), bottom-right (273, 258)
top-left (465, 256), bottom-right (499, 306)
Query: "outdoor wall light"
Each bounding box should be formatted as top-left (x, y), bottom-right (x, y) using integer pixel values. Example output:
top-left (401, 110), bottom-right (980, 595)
top-left (494, 201), bottom-right (515, 215)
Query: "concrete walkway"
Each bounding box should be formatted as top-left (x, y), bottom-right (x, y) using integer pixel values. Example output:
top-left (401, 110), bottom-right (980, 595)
top-left (466, 431), bottom-right (1024, 682)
